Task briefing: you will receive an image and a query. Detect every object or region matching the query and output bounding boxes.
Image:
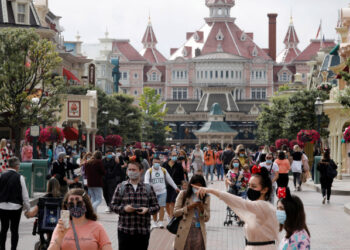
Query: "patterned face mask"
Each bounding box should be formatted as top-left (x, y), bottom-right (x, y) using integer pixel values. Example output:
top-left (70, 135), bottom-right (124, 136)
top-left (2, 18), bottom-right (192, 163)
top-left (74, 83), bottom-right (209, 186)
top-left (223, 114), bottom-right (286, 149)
top-left (68, 201), bottom-right (86, 218)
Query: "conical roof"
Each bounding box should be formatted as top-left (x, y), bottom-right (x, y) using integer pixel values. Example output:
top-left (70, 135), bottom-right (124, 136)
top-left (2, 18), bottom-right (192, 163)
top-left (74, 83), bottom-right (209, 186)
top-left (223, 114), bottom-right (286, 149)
top-left (142, 19), bottom-right (158, 47)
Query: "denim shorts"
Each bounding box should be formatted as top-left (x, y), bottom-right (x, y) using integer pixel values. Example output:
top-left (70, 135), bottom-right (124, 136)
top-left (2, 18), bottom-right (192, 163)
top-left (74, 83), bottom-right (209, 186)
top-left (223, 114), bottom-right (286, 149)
top-left (157, 192), bottom-right (167, 207)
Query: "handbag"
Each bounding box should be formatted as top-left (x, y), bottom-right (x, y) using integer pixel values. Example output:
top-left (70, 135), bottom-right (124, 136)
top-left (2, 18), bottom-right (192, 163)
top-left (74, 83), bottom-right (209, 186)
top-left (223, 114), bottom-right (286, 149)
top-left (166, 216), bottom-right (182, 234)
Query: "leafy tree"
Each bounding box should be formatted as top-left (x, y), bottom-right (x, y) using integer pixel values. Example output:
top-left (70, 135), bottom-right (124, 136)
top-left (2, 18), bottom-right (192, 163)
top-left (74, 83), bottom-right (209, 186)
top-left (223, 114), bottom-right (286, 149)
top-left (256, 95), bottom-right (290, 145)
top-left (256, 90), bottom-right (329, 145)
top-left (0, 28), bottom-right (64, 156)
top-left (139, 87), bottom-right (169, 145)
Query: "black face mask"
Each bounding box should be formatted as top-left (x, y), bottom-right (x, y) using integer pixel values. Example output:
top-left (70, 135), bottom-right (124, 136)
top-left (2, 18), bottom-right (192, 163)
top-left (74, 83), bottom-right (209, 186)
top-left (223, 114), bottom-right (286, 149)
top-left (247, 188), bottom-right (261, 201)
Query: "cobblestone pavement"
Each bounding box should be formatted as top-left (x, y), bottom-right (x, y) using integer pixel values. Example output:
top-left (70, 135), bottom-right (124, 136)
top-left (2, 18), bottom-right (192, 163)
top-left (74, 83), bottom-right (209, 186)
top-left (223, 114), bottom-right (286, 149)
top-left (5, 180), bottom-right (350, 249)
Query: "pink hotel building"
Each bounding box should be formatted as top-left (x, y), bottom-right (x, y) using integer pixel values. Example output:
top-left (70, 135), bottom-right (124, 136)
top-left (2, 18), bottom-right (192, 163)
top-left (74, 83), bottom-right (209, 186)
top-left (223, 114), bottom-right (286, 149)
top-left (111, 0), bottom-right (335, 146)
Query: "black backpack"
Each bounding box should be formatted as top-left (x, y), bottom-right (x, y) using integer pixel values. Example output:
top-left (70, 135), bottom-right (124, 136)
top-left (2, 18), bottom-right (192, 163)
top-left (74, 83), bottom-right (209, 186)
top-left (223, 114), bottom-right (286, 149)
top-left (326, 161), bottom-right (337, 179)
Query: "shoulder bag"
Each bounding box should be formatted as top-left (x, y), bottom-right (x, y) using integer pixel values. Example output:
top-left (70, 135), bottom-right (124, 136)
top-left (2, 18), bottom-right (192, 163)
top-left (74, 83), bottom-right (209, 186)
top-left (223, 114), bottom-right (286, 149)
top-left (71, 220), bottom-right (81, 250)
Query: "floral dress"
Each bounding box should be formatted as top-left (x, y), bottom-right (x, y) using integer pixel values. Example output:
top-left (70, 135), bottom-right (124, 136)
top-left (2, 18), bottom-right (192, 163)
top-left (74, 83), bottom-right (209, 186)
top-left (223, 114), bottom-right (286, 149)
top-left (280, 229), bottom-right (310, 250)
top-left (0, 147), bottom-right (10, 173)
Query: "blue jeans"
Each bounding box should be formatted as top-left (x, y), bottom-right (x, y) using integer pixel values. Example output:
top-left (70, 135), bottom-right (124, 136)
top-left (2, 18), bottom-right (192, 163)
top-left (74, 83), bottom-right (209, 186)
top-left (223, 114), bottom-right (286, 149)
top-left (204, 165), bottom-right (214, 181)
top-left (88, 187), bottom-right (103, 212)
top-left (216, 164), bottom-right (224, 180)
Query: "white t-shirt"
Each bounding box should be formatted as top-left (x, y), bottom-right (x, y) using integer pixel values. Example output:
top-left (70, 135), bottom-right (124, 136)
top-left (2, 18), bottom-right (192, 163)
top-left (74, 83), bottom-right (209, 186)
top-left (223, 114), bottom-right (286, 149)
top-left (260, 162), bottom-right (279, 187)
top-left (144, 167), bottom-right (178, 195)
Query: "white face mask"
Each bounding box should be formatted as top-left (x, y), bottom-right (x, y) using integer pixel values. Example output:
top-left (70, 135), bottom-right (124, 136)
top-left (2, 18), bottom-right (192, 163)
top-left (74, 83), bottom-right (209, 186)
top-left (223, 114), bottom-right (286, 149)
top-left (128, 170), bottom-right (140, 180)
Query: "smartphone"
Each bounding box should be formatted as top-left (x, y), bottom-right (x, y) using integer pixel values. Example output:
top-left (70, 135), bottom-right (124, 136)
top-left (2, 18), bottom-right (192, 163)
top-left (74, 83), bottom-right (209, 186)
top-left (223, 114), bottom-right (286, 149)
top-left (193, 195), bottom-right (200, 202)
top-left (60, 210), bottom-right (70, 229)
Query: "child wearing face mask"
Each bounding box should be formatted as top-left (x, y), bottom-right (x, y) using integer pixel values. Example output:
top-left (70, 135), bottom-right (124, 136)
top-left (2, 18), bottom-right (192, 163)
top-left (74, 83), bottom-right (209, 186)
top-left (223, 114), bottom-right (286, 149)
top-left (276, 187), bottom-right (310, 249)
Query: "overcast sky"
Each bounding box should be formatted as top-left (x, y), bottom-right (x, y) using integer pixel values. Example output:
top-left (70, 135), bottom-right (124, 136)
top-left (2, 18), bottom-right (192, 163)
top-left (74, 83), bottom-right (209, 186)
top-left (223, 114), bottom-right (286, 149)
top-left (49, 0), bottom-right (348, 58)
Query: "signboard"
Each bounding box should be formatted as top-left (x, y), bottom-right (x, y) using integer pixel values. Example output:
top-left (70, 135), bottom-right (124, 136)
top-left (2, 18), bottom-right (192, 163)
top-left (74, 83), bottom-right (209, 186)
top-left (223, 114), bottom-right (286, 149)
top-left (88, 64), bottom-right (96, 86)
top-left (68, 101), bottom-right (81, 118)
top-left (30, 126), bottom-right (40, 137)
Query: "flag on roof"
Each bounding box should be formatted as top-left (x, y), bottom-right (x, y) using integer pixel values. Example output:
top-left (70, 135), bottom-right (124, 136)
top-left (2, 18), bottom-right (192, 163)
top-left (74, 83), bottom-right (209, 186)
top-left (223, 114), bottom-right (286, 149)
top-left (316, 20), bottom-right (322, 39)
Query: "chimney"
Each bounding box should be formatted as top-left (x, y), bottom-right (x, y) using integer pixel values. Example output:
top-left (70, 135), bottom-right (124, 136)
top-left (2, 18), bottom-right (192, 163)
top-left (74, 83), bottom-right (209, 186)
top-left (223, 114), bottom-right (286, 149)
top-left (267, 13), bottom-right (278, 61)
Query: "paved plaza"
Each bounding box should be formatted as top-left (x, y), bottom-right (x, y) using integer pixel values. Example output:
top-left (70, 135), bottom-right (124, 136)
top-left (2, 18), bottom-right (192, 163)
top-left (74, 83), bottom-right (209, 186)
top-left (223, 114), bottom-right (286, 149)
top-left (5, 180), bottom-right (350, 250)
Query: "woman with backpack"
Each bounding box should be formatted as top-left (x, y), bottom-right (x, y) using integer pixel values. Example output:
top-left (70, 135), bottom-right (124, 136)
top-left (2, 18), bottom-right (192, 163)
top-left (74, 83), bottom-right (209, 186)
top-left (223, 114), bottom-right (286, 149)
top-left (317, 149), bottom-right (337, 204)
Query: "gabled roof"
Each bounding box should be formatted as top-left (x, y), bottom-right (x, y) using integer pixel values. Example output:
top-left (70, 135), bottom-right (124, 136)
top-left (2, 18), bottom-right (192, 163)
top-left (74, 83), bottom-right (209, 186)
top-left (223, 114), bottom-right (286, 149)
top-left (293, 39), bottom-right (336, 62)
top-left (273, 65), bottom-right (296, 82)
top-left (276, 47), bottom-right (301, 64)
top-left (143, 65), bottom-right (166, 82)
top-left (142, 48), bottom-right (167, 64)
top-left (0, 1), bottom-right (41, 27)
top-left (170, 21), bottom-right (271, 61)
top-left (112, 40), bottom-right (146, 62)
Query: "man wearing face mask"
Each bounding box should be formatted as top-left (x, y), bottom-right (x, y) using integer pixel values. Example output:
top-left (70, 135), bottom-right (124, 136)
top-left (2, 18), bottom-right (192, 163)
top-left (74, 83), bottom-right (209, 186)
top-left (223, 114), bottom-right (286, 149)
top-left (111, 162), bottom-right (160, 250)
top-left (163, 150), bottom-right (184, 219)
top-left (144, 155), bottom-right (179, 229)
top-left (102, 149), bottom-right (125, 213)
top-left (259, 153), bottom-right (279, 204)
top-left (51, 152), bottom-right (74, 195)
top-left (54, 141), bottom-right (66, 161)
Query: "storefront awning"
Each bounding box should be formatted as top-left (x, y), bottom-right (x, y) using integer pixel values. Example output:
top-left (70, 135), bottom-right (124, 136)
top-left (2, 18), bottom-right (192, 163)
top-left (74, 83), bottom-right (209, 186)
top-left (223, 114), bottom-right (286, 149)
top-left (63, 68), bottom-right (81, 82)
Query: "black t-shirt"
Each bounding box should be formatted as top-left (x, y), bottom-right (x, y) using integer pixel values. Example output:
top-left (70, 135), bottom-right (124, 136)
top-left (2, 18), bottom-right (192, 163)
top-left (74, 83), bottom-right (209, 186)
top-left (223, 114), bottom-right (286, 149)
top-left (163, 160), bottom-right (184, 186)
top-left (292, 152), bottom-right (303, 161)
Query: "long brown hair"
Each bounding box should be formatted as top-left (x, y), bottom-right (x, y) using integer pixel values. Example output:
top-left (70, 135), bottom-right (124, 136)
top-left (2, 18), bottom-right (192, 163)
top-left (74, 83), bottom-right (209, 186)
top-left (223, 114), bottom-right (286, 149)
top-left (281, 195), bottom-right (310, 238)
top-left (62, 188), bottom-right (97, 221)
top-left (47, 178), bottom-right (61, 198)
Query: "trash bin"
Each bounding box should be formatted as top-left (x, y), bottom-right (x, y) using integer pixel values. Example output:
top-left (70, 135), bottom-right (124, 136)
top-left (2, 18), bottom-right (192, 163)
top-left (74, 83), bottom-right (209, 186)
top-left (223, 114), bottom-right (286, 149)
top-left (313, 156), bottom-right (322, 184)
top-left (32, 159), bottom-right (49, 193)
top-left (19, 163), bottom-right (33, 198)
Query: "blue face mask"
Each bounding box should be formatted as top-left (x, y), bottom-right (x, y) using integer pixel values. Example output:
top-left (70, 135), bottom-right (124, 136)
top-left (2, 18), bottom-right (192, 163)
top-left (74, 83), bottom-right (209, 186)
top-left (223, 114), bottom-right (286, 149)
top-left (266, 160), bottom-right (272, 164)
top-left (233, 163), bottom-right (239, 168)
top-left (171, 156), bottom-right (177, 161)
top-left (107, 155), bottom-right (113, 159)
top-left (276, 210), bottom-right (287, 225)
top-left (240, 154), bottom-right (245, 157)
top-left (153, 163), bottom-right (160, 169)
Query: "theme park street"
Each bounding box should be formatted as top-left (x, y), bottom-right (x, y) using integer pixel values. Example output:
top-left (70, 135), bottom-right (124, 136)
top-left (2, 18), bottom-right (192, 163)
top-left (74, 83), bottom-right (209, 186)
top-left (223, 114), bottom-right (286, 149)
top-left (7, 180), bottom-right (350, 250)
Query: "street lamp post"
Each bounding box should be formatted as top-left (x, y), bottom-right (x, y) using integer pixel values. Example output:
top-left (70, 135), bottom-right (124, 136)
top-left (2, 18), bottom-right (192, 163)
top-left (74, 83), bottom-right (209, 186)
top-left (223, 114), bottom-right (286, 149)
top-left (315, 97), bottom-right (324, 155)
top-left (102, 111), bottom-right (109, 154)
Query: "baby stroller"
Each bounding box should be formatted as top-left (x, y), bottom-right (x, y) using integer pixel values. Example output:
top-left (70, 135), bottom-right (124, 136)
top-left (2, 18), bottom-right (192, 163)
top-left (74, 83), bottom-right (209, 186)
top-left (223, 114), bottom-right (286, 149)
top-left (224, 178), bottom-right (245, 227)
top-left (33, 197), bottom-right (62, 250)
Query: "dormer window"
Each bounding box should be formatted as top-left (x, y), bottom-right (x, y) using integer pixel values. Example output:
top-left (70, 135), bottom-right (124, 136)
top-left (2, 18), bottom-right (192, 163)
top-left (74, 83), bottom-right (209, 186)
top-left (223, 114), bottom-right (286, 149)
top-left (252, 47), bottom-right (258, 57)
top-left (241, 32), bottom-right (246, 41)
top-left (182, 48), bottom-right (188, 57)
top-left (194, 33), bottom-right (199, 42)
top-left (148, 71), bottom-right (160, 81)
top-left (218, 8), bottom-right (223, 15)
top-left (17, 3), bottom-right (26, 24)
top-left (216, 29), bottom-right (224, 41)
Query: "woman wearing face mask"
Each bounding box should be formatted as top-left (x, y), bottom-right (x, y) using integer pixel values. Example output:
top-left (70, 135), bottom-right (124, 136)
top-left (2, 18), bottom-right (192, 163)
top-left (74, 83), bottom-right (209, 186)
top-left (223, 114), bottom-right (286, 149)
top-left (144, 156), bottom-right (180, 229)
top-left (193, 166), bottom-right (279, 249)
top-left (226, 158), bottom-right (242, 193)
top-left (174, 175), bottom-right (210, 250)
top-left (276, 187), bottom-right (310, 249)
top-left (164, 151), bottom-right (185, 219)
top-left (48, 188), bottom-right (112, 250)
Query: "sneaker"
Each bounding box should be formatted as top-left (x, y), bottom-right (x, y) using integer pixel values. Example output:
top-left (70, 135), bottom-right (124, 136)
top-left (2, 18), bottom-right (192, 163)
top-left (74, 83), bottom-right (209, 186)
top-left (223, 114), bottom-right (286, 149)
top-left (322, 196), bottom-right (326, 204)
top-left (297, 186), bottom-right (302, 191)
top-left (158, 221), bottom-right (164, 229)
top-left (105, 207), bottom-right (111, 213)
top-left (151, 221), bottom-right (159, 229)
top-left (327, 200), bottom-right (330, 204)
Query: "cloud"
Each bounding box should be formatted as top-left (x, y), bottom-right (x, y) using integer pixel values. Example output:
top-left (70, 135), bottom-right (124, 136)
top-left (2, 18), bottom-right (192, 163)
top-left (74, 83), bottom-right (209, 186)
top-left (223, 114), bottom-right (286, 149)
top-left (49, 0), bottom-right (347, 58)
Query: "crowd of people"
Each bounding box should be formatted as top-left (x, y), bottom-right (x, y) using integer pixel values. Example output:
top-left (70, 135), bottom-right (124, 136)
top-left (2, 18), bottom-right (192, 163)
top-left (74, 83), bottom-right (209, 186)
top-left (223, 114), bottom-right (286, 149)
top-left (0, 139), bottom-right (339, 250)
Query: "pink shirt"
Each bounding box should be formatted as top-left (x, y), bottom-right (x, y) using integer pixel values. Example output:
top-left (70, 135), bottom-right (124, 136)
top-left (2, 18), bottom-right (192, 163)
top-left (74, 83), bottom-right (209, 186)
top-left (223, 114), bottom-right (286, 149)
top-left (21, 145), bottom-right (33, 162)
top-left (51, 220), bottom-right (111, 250)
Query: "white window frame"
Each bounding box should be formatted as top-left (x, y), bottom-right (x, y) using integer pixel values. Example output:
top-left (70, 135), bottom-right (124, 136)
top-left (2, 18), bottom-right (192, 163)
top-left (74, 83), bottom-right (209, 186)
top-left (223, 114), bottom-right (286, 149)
top-left (17, 3), bottom-right (26, 24)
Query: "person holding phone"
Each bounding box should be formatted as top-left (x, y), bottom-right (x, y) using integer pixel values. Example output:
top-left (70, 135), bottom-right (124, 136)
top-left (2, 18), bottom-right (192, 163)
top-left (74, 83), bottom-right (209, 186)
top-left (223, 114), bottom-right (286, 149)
top-left (173, 175), bottom-right (210, 250)
top-left (48, 188), bottom-right (112, 250)
top-left (111, 161), bottom-right (160, 250)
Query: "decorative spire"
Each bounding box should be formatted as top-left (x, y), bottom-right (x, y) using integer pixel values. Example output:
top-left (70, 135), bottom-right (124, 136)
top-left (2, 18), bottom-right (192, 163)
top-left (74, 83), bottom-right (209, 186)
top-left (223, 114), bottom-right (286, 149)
top-left (283, 18), bottom-right (299, 46)
top-left (206, 0), bottom-right (235, 19)
top-left (142, 17), bottom-right (158, 48)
